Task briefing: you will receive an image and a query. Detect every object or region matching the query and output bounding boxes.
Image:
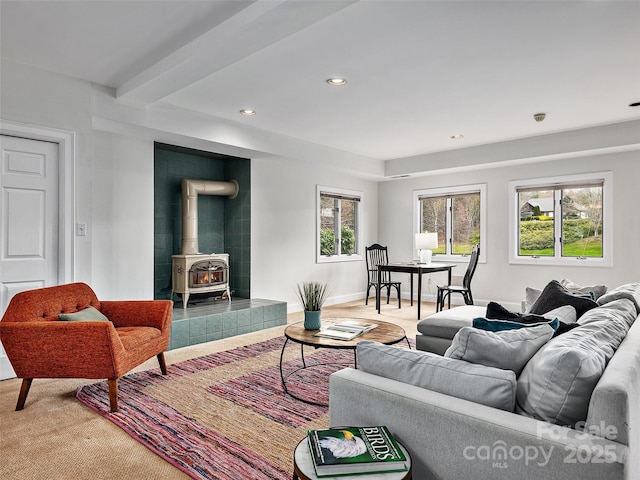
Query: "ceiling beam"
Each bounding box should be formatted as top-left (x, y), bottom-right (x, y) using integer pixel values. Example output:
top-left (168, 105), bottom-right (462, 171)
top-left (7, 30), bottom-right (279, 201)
top-left (116, 0), bottom-right (357, 106)
top-left (384, 120), bottom-right (640, 178)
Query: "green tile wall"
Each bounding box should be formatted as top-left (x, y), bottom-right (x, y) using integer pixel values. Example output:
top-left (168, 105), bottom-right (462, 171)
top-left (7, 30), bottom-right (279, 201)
top-left (154, 143), bottom-right (251, 300)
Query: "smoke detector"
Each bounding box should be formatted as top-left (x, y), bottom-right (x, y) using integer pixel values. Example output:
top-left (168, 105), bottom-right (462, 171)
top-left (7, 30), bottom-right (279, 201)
top-left (533, 112), bottom-right (546, 122)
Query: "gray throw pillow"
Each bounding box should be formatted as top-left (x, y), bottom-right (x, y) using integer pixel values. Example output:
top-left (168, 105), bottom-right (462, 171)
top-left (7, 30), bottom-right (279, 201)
top-left (58, 306), bottom-right (109, 322)
top-left (560, 278), bottom-right (608, 300)
top-left (445, 324), bottom-right (554, 375)
top-left (357, 341), bottom-right (517, 411)
top-left (524, 287), bottom-right (542, 312)
top-left (529, 280), bottom-right (598, 319)
top-left (542, 305), bottom-right (577, 324)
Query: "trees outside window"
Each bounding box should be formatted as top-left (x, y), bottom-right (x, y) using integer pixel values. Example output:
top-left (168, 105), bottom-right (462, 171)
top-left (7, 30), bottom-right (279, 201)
top-left (317, 186), bottom-right (363, 263)
top-left (510, 172), bottom-right (611, 266)
top-left (517, 185), bottom-right (603, 258)
top-left (415, 184), bottom-right (485, 260)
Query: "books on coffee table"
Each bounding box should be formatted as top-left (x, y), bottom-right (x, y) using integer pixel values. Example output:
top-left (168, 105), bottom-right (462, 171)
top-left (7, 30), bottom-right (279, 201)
top-left (314, 321), bottom-right (377, 341)
top-left (307, 426), bottom-right (407, 476)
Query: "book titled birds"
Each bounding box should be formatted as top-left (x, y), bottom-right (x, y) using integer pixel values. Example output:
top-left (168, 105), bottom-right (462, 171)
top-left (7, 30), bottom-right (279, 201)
top-left (307, 426), bottom-right (407, 476)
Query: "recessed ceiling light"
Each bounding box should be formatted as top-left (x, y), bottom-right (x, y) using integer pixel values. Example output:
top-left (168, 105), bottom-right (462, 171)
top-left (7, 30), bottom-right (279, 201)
top-left (630, 101), bottom-right (640, 107)
top-left (326, 78), bottom-right (347, 86)
top-left (451, 134), bottom-right (464, 140)
top-left (239, 109), bottom-right (256, 116)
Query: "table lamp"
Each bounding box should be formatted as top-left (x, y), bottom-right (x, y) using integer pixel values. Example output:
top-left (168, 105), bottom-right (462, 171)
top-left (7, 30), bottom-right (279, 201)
top-left (415, 232), bottom-right (438, 264)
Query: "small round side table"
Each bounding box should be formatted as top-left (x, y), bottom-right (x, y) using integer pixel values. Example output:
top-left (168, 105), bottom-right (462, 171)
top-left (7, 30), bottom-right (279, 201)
top-left (292, 437), bottom-right (412, 480)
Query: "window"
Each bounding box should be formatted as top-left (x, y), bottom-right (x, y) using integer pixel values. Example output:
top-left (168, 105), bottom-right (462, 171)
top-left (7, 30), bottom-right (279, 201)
top-left (413, 184), bottom-right (486, 261)
top-left (509, 172), bottom-right (612, 266)
top-left (317, 185), bottom-right (363, 263)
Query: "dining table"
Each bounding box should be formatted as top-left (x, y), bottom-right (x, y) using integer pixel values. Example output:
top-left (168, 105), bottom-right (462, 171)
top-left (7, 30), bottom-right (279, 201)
top-left (377, 262), bottom-right (457, 319)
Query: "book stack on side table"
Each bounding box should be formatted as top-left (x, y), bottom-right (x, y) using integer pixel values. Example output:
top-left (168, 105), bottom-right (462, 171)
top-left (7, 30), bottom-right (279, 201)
top-left (307, 426), bottom-right (408, 477)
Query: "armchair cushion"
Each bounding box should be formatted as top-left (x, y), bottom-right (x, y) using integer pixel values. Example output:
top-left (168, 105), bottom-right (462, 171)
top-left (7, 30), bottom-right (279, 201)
top-left (58, 306), bottom-right (109, 322)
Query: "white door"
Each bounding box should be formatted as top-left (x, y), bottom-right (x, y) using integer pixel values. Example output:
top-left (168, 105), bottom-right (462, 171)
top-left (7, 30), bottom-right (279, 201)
top-left (0, 135), bottom-right (59, 380)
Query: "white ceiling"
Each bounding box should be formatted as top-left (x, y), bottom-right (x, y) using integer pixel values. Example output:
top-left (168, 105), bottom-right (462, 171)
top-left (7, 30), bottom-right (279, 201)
top-left (2, 0), bottom-right (639, 162)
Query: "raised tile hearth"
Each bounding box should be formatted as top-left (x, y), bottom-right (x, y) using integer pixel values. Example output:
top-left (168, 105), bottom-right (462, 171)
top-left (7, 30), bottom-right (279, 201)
top-left (168, 297), bottom-right (287, 350)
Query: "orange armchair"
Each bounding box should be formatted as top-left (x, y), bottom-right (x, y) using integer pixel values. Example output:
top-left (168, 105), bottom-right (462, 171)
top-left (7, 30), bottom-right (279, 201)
top-left (0, 282), bottom-right (172, 412)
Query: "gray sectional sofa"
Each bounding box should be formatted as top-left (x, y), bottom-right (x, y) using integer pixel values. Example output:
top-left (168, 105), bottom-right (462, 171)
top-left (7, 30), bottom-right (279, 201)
top-left (329, 282), bottom-right (640, 480)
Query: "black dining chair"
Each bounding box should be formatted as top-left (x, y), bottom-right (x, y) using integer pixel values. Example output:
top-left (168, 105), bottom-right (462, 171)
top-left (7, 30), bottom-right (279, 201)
top-left (436, 244), bottom-right (479, 311)
top-left (365, 244), bottom-right (401, 309)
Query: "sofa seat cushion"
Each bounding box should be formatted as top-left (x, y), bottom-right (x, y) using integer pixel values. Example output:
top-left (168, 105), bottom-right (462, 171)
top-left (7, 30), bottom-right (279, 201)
top-left (357, 340), bottom-right (517, 411)
top-left (417, 305), bottom-right (486, 339)
top-left (445, 324), bottom-right (554, 375)
top-left (516, 299), bottom-right (635, 427)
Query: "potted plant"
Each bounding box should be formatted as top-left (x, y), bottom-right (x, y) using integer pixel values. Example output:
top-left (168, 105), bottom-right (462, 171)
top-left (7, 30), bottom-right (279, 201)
top-left (295, 281), bottom-right (329, 330)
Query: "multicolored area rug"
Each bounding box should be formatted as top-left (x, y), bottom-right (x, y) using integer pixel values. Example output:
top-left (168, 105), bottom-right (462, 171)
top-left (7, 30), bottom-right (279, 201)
top-left (76, 336), bottom-right (360, 480)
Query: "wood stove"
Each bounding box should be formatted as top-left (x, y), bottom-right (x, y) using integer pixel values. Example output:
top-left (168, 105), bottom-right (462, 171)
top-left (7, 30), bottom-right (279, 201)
top-left (170, 178), bottom-right (239, 308)
top-left (172, 254), bottom-right (231, 308)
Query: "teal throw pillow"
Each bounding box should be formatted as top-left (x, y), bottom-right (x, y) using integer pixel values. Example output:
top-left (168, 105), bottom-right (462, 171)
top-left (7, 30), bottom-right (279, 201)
top-left (473, 317), bottom-right (559, 332)
top-left (58, 306), bottom-right (109, 322)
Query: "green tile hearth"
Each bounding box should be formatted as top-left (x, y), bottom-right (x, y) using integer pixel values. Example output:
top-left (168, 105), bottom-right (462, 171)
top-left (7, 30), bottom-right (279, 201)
top-left (168, 298), bottom-right (287, 350)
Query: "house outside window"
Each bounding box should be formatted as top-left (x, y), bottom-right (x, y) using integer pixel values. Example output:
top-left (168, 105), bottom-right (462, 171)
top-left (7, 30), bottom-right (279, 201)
top-left (509, 172), bottom-right (612, 266)
top-left (317, 185), bottom-right (363, 263)
top-left (413, 184), bottom-right (486, 261)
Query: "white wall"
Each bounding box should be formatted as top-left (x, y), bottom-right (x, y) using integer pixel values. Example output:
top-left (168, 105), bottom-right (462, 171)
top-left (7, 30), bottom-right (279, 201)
top-left (0, 59), bottom-right (94, 286)
top-left (0, 59), bottom-right (379, 304)
top-left (92, 131), bottom-right (155, 299)
top-left (251, 154), bottom-right (378, 310)
top-left (379, 151), bottom-right (640, 309)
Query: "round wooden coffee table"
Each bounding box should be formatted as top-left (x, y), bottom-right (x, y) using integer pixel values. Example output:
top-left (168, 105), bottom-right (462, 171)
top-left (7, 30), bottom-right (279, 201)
top-left (293, 436), bottom-right (412, 480)
top-left (280, 318), bottom-right (409, 406)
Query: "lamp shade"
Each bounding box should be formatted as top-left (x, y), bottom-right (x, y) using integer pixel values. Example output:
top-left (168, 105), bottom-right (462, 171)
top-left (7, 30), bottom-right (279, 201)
top-left (415, 232), bottom-right (438, 250)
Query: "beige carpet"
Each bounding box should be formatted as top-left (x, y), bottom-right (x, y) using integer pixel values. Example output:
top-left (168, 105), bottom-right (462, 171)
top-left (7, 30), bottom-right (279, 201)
top-left (0, 299), bottom-right (432, 479)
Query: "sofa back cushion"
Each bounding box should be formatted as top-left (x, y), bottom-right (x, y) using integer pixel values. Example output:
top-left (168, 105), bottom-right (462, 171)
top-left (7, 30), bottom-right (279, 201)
top-left (516, 299), bottom-right (635, 428)
top-left (357, 341), bottom-right (517, 411)
top-left (585, 314), bottom-right (640, 446)
top-left (596, 282), bottom-right (640, 314)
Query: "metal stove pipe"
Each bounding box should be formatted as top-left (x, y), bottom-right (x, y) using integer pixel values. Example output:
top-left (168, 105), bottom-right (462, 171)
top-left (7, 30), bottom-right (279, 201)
top-left (181, 178), bottom-right (239, 255)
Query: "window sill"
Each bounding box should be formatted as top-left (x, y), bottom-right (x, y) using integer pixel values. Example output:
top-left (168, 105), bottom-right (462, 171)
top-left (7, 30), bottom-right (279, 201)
top-left (430, 255), bottom-right (485, 264)
top-left (509, 256), bottom-right (612, 267)
top-left (317, 254), bottom-right (364, 264)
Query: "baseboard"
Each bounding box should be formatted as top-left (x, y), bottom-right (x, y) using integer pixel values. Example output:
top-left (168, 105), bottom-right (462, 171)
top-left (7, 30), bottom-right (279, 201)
top-left (292, 292), bottom-right (521, 315)
top-left (287, 292), bottom-right (365, 314)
